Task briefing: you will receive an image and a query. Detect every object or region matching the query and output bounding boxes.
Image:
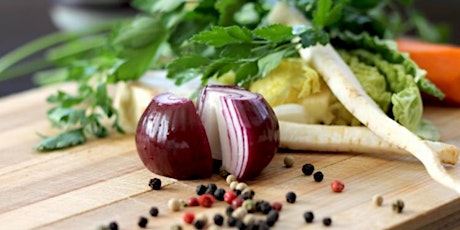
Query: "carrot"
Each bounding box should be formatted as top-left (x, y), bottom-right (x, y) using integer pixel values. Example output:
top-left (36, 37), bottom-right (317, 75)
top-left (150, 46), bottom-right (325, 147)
top-left (396, 39), bottom-right (460, 105)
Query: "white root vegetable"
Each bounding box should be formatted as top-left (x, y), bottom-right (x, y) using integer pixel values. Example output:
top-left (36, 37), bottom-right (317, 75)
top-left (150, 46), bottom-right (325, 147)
top-left (302, 44), bottom-right (460, 193)
top-left (279, 121), bottom-right (459, 165)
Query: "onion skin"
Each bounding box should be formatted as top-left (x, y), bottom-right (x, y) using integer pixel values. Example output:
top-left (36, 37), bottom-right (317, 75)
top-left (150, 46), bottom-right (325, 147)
top-left (135, 93), bottom-right (213, 180)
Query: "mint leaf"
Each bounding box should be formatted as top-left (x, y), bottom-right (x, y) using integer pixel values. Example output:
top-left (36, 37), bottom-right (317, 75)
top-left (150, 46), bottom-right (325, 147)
top-left (36, 129), bottom-right (86, 151)
top-left (254, 24), bottom-right (295, 43)
top-left (191, 26), bottom-right (253, 47)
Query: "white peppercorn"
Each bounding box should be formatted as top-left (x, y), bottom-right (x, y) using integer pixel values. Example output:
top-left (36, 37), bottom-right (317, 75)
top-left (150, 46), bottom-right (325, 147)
top-left (235, 182), bottom-right (248, 191)
top-left (168, 198), bottom-right (182, 212)
top-left (229, 181), bottom-right (239, 190)
top-left (226, 174), bottom-right (237, 184)
top-left (232, 207), bottom-right (247, 220)
top-left (284, 156), bottom-right (295, 168)
top-left (243, 214), bottom-right (255, 225)
top-left (372, 195), bottom-right (383, 207)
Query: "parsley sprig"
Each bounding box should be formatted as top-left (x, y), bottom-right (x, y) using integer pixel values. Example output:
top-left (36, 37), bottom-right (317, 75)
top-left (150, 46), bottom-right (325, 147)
top-left (0, 0), bottom-right (448, 151)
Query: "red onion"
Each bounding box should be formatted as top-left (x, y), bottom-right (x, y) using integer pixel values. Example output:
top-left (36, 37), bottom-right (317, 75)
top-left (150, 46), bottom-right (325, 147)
top-left (135, 93), bottom-right (213, 179)
top-left (136, 85), bottom-right (279, 180)
top-left (197, 85), bottom-right (280, 180)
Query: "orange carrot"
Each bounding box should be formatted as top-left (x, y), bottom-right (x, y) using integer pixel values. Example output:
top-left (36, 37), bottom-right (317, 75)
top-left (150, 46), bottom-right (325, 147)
top-left (396, 39), bottom-right (460, 105)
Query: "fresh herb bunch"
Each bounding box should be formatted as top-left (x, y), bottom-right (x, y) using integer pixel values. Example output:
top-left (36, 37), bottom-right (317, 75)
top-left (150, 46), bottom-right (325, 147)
top-left (0, 0), bottom-right (447, 151)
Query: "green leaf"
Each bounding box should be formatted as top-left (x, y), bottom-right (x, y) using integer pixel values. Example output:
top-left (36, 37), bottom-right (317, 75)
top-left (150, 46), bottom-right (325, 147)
top-left (235, 61), bottom-right (258, 85)
top-left (167, 54), bottom-right (210, 84)
top-left (111, 16), bottom-right (165, 49)
top-left (312, 0), bottom-right (343, 29)
top-left (202, 58), bottom-right (235, 80)
top-left (253, 24), bottom-right (295, 43)
top-left (220, 43), bottom-right (254, 58)
top-left (191, 26), bottom-right (253, 47)
top-left (35, 129), bottom-right (86, 151)
top-left (257, 50), bottom-right (285, 77)
top-left (47, 107), bottom-right (86, 126)
top-left (132, 0), bottom-right (184, 14)
top-left (215, 0), bottom-right (246, 26)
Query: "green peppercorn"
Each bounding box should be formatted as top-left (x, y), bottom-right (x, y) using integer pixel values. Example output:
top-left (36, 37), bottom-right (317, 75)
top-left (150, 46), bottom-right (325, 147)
top-left (148, 178), bottom-right (162, 190)
top-left (301, 163), bottom-right (315, 176)
top-left (138, 216), bottom-right (148, 228)
top-left (392, 199), bottom-right (404, 213)
top-left (284, 156), bottom-right (295, 168)
top-left (323, 217), bottom-right (332, 226)
top-left (170, 224), bottom-right (183, 230)
top-left (286, 191), bottom-right (297, 203)
top-left (219, 168), bottom-right (230, 178)
top-left (242, 199), bottom-right (255, 213)
top-left (303, 211), bottom-right (314, 223)
top-left (313, 171), bottom-right (324, 182)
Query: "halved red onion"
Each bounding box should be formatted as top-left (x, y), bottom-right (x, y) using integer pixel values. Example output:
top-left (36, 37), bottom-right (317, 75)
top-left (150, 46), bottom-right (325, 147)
top-left (135, 92), bottom-right (213, 179)
top-left (197, 85), bottom-right (280, 180)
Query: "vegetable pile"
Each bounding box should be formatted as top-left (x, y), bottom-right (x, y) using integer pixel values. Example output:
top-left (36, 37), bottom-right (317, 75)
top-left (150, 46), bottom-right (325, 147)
top-left (1, 0), bottom-right (460, 191)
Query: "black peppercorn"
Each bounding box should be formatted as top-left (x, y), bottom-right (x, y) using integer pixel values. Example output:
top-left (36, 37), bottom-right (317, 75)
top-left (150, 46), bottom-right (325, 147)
top-left (226, 205), bottom-right (234, 216)
top-left (286, 191), bottom-right (297, 203)
top-left (266, 210), bottom-right (279, 226)
top-left (236, 220), bottom-right (246, 230)
top-left (392, 199), bottom-right (404, 213)
top-left (257, 220), bottom-right (270, 230)
top-left (323, 217), bottom-right (332, 226)
top-left (207, 183), bottom-right (218, 193)
top-left (148, 178), bottom-right (162, 190)
top-left (227, 216), bottom-right (238, 227)
top-left (108, 221), bottom-right (118, 230)
top-left (149, 206), bottom-right (159, 217)
top-left (301, 163), bottom-right (315, 176)
top-left (196, 184), bottom-right (207, 195)
top-left (303, 211), bottom-right (314, 223)
top-left (260, 201), bottom-right (272, 214)
top-left (194, 220), bottom-right (205, 229)
top-left (138, 216), bottom-right (148, 228)
top-left (213, 213), bottom-right (224, 226)
top-left (313, 171), bottom-right (324, 182)
top-left (214, 188), bottom-right (226, 201)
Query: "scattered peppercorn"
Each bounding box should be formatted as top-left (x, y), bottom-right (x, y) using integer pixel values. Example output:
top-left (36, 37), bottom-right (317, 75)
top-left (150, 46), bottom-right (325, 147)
top-left (168, 198), bottom-right (182, 212)
top-left (236, 182), bottom-right (248, 191)
top-left (188, 197), bottom-right (199, 207)
top-left (284, 156), bottom-right (295, 168)
top-left (259, 220), bottom-right (270, 230)
top-left (226, 174), bottom-right (237, 184)
top-left (313, 171), bottom-right (324, 182)
top-left (182, 212), bottom-right (195, 224)
top-left (266, 210), bottom-right (279, 226)
top-left (232, 196), bottom-right (244, 209)
top-left (229, 181), bottom-right (239, 190)
top-left (235, 220), bottom-right (247, 230)
top-left (232, 207), bottom-right (248, 220)
top-left (271, 201), bottom-right (282, 212)
top-left (195, 213), bottom-right (208, 226)
top-left (331, 179), bottom-right (345, 193)
top-left (227, 216), bottom-right (238, 226)
top-left (372, 195), bottom-right (384, 207)
top-left (148, 178), bottom-right (162, 190)
top-left (138, 216), bottom-right (148, 228)
top-left (323, 217), bottom-right (332, 226)
top-left (259, 201), bottom-right (272, 214)
top-left (219, 168), bottom-right (230, 179)
top-left (242, 199), bottom-right (255, 213)
top-left (301, 163), bottom-right (315, 176)
top-left (224, 190), bottom-right (238, 204)
top-left (196, 184), bottom-right (207, 195)
top-left (303, 211), bottom-right (314, 223)
top-left (108, 221), bottom-right (118, 230)
top-left (149, 206), bottom-right (159, 217)
top-left (213, 213), bottom-right (224, 226)
top-left (392, 199), bottom-right (405, 213)
top-left (198, 194), bottom-right (215, 208)
top-left (207, 183), bottom-right (218, 193)
top-left (193, 220), bottom-right (205, 229)
top-left (286, 191), bottom-right (297, 203)
top-left (170, 224), bottom-right (183, 230)
top-left (213, 188), bottom-right (226, 201)
top-left (226, 205), bottom-right (234, 216)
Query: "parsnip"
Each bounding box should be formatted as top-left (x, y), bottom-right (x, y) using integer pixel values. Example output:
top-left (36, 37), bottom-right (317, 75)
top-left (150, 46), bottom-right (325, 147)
top-left (279, 121), bottom-right (459, 165)
top-left (302, 44), bottom-right (460, 193)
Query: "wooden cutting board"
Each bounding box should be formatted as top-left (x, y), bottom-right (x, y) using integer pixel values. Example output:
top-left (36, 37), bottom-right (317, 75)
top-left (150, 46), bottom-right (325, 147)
top-left (1, 85), bottom-right (460, 230)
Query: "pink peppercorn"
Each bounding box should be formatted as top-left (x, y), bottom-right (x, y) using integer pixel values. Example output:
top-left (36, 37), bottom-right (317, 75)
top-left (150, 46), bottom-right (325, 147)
top-left (198, 194), bottom-right (215, 208)
top-left (331, 180), bottom-right (345, 193)
top-left (182, 212), bottom-right (195, 224)
top-left (224, 190), bottom-right (237, 204)
top-left (271, 201), bottom-right (282, 212)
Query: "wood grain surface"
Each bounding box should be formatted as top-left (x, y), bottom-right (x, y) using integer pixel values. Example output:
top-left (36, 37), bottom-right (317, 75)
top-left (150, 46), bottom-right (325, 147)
top-left (1, 85), bottom-right (460, 230)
